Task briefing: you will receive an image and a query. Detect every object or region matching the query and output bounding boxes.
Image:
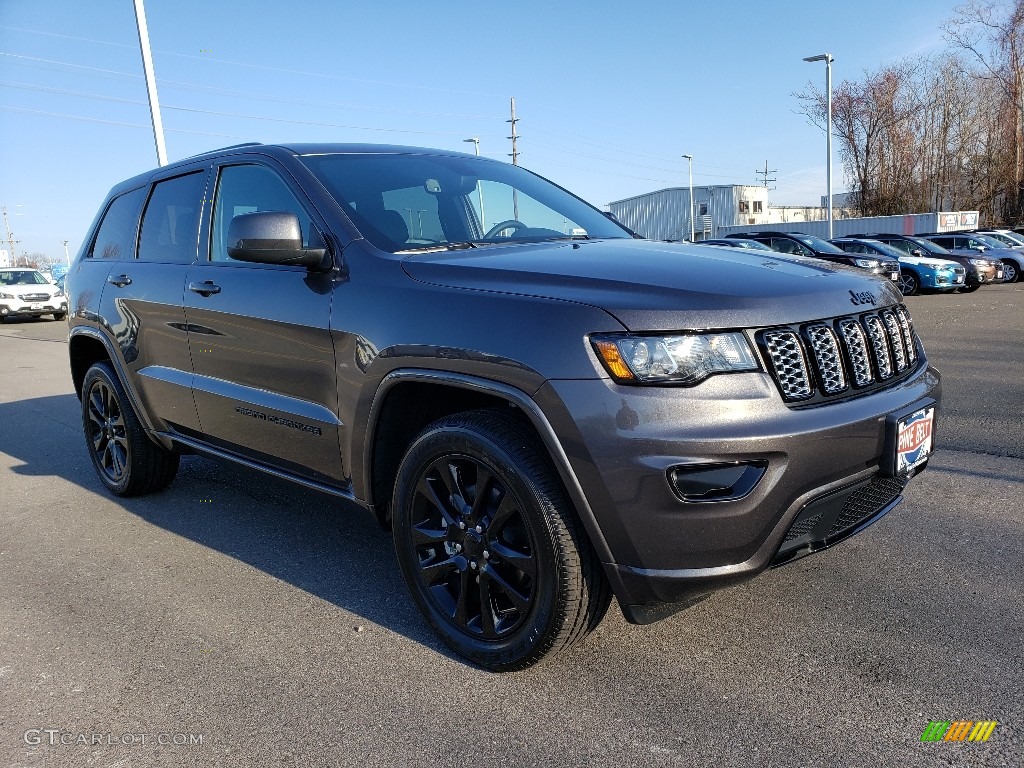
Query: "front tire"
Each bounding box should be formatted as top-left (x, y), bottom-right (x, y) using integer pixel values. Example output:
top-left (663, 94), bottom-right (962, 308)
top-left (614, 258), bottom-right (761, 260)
top-left (898, 270), bottom-right (919, 296)
top-left (392, 409), bottom-right (609, 671)
top-left (52, 312), bottom-right (67, 321)
top-left (958, 283), bottom-right (980, 293)
top-left (81, 362), bottom-right (179, 496)
top-left (1003, 260), bottom-right (1020, 283)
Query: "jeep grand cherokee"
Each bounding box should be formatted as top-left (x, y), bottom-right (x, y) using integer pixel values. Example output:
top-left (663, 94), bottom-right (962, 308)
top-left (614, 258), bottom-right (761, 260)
top-left (68, 143), bottom-right (941, 670)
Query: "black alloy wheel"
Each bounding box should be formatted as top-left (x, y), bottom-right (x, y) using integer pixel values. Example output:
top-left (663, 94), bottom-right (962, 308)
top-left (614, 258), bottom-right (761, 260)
top-left (392, 409), bottom-right (609, 671)
top-left (81, 362), bottom-right (179, 496)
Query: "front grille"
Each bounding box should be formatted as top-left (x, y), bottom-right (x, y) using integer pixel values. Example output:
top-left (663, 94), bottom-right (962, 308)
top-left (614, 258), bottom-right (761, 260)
top-left (762, 330), bottom-right (812, 400)
top-left (826, 476), bottom-right (905, 537)
top-left (758, 305), bottom-right (921, 404)
top-left (21, 293), bottom-right (50, 302)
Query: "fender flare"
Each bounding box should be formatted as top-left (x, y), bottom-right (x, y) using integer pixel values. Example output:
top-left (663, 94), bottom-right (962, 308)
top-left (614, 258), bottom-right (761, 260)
top-left (362, 368), bottom-right (615, 565)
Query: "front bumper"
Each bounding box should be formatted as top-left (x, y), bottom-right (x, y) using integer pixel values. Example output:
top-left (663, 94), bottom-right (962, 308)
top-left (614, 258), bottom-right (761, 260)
top-left (0, 299), bottom-right (68, 318)
top-left (536, 360), bottom-right (941, 622)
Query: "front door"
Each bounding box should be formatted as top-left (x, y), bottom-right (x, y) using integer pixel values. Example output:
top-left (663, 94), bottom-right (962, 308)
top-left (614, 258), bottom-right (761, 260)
top-left (184, 161), bottom-right (343, 485)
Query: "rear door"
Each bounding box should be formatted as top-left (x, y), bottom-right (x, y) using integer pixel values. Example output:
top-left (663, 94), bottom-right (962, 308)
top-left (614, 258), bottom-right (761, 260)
top-left (183, 160), bottom-right (343, 484)
top-left (115, 168), bottom-right (208, 433)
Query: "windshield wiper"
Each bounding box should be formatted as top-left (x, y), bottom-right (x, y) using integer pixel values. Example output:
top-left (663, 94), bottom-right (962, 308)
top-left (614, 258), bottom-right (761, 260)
top-left (396, 241), bottom-right (479, 254)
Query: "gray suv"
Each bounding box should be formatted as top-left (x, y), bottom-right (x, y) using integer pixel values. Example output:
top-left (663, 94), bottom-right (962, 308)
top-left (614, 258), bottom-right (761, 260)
top-left (68, 143), bottom-right (941, 670)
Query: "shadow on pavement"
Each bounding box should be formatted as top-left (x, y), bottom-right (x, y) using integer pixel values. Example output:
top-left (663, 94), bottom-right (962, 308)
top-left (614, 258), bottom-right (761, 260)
top-left (0, 392), bottom-right (465, 667)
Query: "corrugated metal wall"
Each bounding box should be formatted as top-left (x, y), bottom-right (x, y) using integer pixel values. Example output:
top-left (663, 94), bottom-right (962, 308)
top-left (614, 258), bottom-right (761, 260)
top-left (609, 188), bottom-right (691, 240)
top-left (609, 186), bottom-right (771, 240)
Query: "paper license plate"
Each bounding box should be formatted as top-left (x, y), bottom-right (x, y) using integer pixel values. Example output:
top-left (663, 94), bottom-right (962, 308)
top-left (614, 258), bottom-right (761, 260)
top-left (896, 407), bottom-right (934, 474)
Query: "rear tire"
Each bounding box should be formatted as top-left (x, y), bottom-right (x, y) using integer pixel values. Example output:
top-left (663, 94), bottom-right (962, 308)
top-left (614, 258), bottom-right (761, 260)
top-left (81, 362), bottom-right (179, 496)
top-left (392, 409), bottom-right (610, 671)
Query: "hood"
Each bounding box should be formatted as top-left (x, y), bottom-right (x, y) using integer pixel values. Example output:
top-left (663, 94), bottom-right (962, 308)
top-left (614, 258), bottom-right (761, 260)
top-left (901, 255), bottom-right (962, 269)
top-left (402, 239), bottom-right (903, 331)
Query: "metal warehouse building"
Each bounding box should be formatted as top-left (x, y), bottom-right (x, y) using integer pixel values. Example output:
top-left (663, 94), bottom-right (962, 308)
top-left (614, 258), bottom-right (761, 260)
top-left (608, 185), bottom-right (772, 241)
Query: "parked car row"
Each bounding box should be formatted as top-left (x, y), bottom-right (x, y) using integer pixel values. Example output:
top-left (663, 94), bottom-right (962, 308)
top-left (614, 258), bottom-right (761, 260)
top-left (700, 230), bottom-right (1018, 296)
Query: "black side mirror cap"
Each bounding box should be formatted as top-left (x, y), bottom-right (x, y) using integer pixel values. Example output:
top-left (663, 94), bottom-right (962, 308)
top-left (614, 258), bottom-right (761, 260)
top-left (227, 211), bottom-right (327, 267)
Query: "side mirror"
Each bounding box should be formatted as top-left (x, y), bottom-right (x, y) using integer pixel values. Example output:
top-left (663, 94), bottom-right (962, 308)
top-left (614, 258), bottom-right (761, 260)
top-left (226, 211), bottom-right (327, 267)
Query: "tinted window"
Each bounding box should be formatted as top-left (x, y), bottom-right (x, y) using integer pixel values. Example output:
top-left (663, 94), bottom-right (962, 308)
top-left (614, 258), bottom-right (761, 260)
top-left (138, 172), bottom-right (206, 263)
top-left (793, 234), bottom-right (846, 254)
top-left (210, 165), bottom-right (312, 262)
top-left (89, 188), bottom-right (146, 259)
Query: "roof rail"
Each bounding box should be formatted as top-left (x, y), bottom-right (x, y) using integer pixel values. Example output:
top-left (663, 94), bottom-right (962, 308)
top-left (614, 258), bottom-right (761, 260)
top-left (179, 142), bottom-right (263, 161)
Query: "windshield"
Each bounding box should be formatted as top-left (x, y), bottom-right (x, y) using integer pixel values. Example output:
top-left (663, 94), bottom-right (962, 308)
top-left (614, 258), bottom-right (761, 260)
top-left (299, 152), bottom-right (632, 253)
top-left (0, 269), bottom-right (48, 286)
top-left (970, 233), bottom-right (1005, 250)
top-left (907, 236), bottom-right (952, 255)
top-left (863, 240), bottom-right (907, 261)
top-left (983, 231), bottom-right (1024, 246)
top-left (793, 234), bottom-right (846, 254)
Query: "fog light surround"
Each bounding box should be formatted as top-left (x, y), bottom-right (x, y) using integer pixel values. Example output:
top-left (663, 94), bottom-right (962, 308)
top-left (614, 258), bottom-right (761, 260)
top-left (668, 460), bottom-right (768, 503)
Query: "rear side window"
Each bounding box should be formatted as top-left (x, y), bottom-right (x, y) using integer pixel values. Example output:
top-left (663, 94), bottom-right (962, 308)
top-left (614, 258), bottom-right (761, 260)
top-left (138, 172), bottom-right (206, 263)
top-left (89, 188), bottom-right (146, 259)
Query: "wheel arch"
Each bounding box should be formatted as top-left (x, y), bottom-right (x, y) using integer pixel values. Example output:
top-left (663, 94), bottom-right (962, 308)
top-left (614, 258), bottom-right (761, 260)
top-left (68, 327), bottom-right (163, 442)
top-left (361, 370), bottom-right (614, 565)
top-left (69, 329), bottom-right (117, 401)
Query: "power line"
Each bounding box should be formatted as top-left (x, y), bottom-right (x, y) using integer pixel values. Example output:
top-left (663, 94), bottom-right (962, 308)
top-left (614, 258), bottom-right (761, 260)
top-left (0, 27), bottom-right (501, 98)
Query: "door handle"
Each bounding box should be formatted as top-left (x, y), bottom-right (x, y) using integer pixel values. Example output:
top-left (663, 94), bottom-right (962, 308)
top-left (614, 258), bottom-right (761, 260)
top-left (188, 281), bottom-right (221, 297)
top-left (106, 274), bottom-right (132, 288)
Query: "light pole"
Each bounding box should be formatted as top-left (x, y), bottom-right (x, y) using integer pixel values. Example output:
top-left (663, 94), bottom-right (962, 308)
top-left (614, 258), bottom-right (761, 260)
top-left (803, 52), bottom-right (833, 239)
top-left (682, 154), bottom-right (695, 242)
top-left (463, 137), bottom-right (486, 230)
top-left (62, 239), bottom-right (70, 264)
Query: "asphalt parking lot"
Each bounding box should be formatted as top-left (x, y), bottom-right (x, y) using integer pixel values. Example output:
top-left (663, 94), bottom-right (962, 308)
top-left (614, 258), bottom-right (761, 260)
top-left (1, 284), bottom-right (1022, 767)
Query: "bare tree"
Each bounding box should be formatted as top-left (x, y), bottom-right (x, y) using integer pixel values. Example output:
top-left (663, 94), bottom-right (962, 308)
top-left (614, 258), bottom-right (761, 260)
top-left (944, 0), bottom-right (1024, 221)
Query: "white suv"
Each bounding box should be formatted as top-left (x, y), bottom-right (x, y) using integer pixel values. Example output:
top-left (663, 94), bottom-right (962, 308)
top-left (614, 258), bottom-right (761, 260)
top-left (0, 268), bottom-right (68, 322)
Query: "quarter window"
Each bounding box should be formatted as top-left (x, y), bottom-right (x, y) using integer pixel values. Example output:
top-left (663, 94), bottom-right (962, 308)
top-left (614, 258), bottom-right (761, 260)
top-left (138, 172), bottom-right (206, 263)
top-left (89, 188), bottom-right (146, 259)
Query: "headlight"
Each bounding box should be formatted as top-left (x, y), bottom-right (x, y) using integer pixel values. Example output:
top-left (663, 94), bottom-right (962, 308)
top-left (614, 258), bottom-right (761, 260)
top-left (968, 258), bottom-right (988, 266)
top-left (592, 332), bottom-right (758, 384)
top-left (0, 292), bottom-right (14, 299)
top-left (853, 258), bottom-right (881, 268)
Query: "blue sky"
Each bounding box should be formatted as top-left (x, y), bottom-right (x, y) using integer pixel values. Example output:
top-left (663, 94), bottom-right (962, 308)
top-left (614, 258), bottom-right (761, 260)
top-left (1, 0), bottom-right (951, 261)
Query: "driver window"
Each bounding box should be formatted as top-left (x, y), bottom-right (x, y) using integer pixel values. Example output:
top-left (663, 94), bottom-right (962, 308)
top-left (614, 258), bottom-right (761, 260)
top-left (211, 165), bottom-right (312, 262)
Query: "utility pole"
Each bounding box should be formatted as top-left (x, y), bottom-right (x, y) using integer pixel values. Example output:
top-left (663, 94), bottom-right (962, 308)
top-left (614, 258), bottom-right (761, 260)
top-left (2, 207), bottom-right (21, 265)
top-left (756, 161), bottom-right (777, 190)
top-left (507, 96), bottom-right (520, 219)
top-left (62, 239), bottom-right (70, 264)
top-left (507, 97), bottom-right (520, 166)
